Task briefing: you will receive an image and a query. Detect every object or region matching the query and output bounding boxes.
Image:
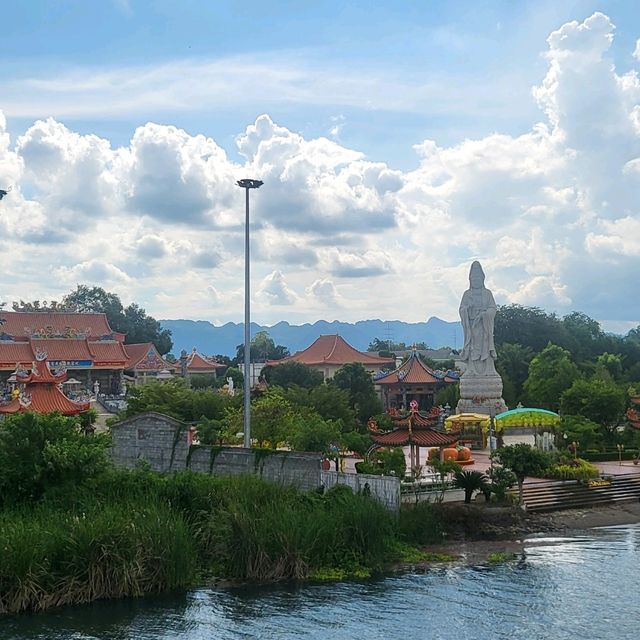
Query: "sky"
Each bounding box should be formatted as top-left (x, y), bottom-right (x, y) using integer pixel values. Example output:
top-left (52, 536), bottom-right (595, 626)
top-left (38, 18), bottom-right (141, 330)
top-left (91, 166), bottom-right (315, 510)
top-left (1, 1), bottom-right (640, 333)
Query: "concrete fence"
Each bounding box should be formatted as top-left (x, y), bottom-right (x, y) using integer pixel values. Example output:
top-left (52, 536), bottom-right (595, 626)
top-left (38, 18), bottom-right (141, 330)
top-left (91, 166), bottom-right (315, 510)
top-left (109, 412), bottom-right (400, 510)
top-left (321, 470), bottom-right (401, 512)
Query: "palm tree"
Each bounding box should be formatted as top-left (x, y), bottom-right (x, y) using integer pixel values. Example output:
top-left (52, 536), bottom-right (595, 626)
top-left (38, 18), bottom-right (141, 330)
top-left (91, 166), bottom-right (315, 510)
top-left (453, 470), bottom-right (489, 504)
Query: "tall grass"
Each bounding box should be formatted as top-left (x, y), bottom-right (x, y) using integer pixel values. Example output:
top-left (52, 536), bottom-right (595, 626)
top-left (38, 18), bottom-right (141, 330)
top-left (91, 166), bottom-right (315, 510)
top-left (0, 501), bottom-right (196, 614)
top-left (0, 471), bottom-right (397, 614)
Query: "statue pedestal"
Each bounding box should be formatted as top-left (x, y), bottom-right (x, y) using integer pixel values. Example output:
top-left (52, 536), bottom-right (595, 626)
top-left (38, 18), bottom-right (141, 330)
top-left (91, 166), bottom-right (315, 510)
top-left (456, 373), bottom-right (507, 416)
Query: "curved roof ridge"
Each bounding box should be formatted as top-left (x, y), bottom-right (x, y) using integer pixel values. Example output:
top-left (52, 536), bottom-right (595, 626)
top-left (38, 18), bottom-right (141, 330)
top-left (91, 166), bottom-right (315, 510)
top-left (324, 334), bottom-right (339, 361)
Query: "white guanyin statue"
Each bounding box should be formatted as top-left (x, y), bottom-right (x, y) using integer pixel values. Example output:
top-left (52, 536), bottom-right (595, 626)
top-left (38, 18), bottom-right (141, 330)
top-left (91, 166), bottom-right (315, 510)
top-left (456, 261), bottom-right (507, 416)
top-left (459, 261), bottom-right (498, 376)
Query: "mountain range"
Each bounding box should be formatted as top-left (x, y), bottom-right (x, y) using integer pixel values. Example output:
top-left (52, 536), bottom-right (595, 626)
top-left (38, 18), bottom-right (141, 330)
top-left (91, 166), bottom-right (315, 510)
top-left (160, 317), bottom-right (464, 358)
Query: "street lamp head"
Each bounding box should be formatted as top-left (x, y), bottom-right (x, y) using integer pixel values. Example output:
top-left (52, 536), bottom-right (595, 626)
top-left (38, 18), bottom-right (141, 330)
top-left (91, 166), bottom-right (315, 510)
top-left (237, 179), bottom-right (263, 189)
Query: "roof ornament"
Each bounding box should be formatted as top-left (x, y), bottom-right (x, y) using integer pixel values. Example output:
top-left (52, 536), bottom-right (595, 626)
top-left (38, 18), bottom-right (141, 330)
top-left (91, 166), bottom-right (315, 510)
top-left (35, 348), bottom-right (48, 361)
top-left (0, 186), bottom-right (12, 201)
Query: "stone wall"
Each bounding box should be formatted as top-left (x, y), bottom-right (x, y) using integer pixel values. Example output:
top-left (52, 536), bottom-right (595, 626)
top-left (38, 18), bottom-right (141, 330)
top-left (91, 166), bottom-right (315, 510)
top-left (110, 412), bottom-right (399, 510)
top-left (321, 470), bottom-right (401, 512)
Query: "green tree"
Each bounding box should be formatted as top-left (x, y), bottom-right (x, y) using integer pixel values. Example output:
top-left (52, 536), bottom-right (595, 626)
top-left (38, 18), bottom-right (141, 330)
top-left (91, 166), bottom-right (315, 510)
top-left (234, 331), bottom-right (290, 363)
top-left (595, 352), bottom-right (623, 381)
top-left (557, 415), bottom-right (603, 451)
top-left (262, 361), bottom-right (323, 389)
top-left (61, 285), bottom-right (172, 354)
top-left (195, 416), bottom-right (223, 445)
top-left (283, 384), bottom-right (355, 431)
top-left (123, 380), bottom-right (233, 423)
top-left (491, 444), bottom-right (551, 504)
top-left (496, 342), bottom-right (535, 402)
top-left (560, 377), bottom-right (626, 441)
top-left (495, 305), bottom-right (568, 352)
top-left (0, 412), bottom-right (110, 505)
top-left (251, 389), bottom-right (295, 448)
top-left (434, 382), bottom-right (460, 409)
top-left (288, 413), bottom-right (340, 454)
top-left (561, 311), bottom-right (605, 362)
top-left (523, 344), bottom-right (579, 411)
top-left (332, 363), bottom-right (383, 427)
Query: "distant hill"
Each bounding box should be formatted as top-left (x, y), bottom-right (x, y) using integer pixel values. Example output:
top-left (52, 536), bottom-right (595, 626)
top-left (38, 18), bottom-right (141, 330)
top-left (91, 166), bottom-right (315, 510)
top-left (160, 317), bottom-right (463, 357)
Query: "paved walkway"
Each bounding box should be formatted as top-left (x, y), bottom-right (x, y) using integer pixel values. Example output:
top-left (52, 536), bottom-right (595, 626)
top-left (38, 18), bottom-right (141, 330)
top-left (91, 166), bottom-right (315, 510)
top-left (342, 447), bottom-right (640, 482)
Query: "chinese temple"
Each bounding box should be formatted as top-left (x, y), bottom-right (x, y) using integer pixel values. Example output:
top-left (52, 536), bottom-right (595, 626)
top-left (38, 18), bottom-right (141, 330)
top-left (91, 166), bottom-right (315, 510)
top-left (124, 342), bottom-right (175, 384)
top-left (0, 311), bottom-right (176, 392)
top-left (0, 350), bottom-right (90, 416)
top-left (268, 334), bottom-right (394, 380)
top-left (184, 348), bottom-right (226, 377)
top-left (374, 350), bottom-right (459, 411)
top-left (627, 395), bottom-right (640, 430)
top-left (368, 402), bottom-right (459, 471)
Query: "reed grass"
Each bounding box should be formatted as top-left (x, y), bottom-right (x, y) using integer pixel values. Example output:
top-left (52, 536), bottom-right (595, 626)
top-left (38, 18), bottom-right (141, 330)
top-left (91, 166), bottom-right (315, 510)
top-left (0, 471), bottom-right (398, 614)
top-left (0, 502), bottom-right (196, 614)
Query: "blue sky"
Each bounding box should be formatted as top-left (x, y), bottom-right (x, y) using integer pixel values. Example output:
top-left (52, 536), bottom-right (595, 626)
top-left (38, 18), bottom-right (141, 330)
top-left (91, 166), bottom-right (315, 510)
top-left (1, 1), bottom-right (640, 332)
top-left (5, 0), bottom-right (637, 166)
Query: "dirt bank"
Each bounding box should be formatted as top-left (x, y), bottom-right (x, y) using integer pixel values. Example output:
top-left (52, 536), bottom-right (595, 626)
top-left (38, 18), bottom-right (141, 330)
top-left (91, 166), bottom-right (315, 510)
top-left (410, 501), bottom-right (640, 567)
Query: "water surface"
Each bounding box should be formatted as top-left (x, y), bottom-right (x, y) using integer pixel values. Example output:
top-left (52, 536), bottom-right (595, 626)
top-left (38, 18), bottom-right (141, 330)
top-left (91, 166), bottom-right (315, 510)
top-left (4, 524), bottom-right (639, 640)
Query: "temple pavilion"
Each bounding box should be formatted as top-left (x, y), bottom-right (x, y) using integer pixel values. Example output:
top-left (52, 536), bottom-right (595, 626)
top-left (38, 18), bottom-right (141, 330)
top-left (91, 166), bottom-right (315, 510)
top-left (268, 334), bottom-right (394, 381)
top-left (374, 350), bottom-right (459, 411)
top-left (368, 402), bottom-right (459, 472)
top-left (0, 351), bottom-right (90, 416)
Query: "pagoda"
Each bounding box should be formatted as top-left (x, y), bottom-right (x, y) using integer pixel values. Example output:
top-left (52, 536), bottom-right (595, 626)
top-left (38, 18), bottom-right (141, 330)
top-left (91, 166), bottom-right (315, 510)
top-left (368, 402), bottom-right (459, 471)
top-left (0, 350), bottom-right (90, 416)
top-left (374, 349), bottom-right (459, 411)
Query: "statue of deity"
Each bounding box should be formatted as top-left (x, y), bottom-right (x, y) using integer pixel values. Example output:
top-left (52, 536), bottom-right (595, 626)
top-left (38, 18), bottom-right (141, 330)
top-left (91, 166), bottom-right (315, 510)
top-left (227, 376), bottom-right (235, 396)
top-left (459, 261), bottom-right (498, 376)
top-left (455, 260), bottom-right (507, 416)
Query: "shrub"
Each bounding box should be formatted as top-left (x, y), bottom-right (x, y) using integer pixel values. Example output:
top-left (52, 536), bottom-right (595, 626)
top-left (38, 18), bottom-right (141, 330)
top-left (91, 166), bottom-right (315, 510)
top-left (546, 458), bottom-right (599, 482)
top-left (399, 502), bottom-right (445, 545)
top-left (0, 412), bottom-right (110, 506)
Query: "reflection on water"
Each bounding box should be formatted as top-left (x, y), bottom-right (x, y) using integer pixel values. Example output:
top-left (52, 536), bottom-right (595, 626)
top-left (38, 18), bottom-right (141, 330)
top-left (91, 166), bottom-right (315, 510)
top-left (4, 524), bottom-right (639, 640)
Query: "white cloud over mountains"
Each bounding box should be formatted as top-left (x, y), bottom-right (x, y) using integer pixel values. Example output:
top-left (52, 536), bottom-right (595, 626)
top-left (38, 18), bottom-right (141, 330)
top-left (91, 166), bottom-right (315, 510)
top-left (1, 12), bottom-right (640, 329)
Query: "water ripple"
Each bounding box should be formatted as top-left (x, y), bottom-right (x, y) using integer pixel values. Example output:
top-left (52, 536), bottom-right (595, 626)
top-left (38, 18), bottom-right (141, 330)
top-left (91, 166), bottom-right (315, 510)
top-left (3, 524), bottom-right (639, 640)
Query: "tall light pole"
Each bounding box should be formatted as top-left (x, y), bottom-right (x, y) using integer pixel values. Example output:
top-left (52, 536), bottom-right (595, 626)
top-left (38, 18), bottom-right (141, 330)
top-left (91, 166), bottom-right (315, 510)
top-left (237, 178), bottom-right (263, 449)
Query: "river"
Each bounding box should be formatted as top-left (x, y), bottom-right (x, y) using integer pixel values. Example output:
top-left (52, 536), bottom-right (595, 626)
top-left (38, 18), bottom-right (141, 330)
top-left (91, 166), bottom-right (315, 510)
top-left (4, 524), bottom-right (639, 640)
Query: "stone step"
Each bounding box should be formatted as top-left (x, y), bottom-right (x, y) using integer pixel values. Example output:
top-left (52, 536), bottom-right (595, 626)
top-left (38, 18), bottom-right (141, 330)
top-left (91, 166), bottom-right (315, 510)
top-left (514, 475), bottom-right (640, 512)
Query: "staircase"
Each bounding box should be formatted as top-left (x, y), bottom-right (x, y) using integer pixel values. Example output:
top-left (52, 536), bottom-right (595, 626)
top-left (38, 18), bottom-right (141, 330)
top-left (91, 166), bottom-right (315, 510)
top-left (517, 474), bottom-right (640, 513)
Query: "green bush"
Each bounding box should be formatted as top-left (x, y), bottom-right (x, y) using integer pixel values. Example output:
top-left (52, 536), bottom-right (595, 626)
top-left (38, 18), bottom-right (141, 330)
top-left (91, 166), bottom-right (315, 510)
top-left (546, 458), bottom-right (599, 481)
top-left (0, 412), bottom-right (110, 506)
top-left (399, 502), bottom-right (445, 545)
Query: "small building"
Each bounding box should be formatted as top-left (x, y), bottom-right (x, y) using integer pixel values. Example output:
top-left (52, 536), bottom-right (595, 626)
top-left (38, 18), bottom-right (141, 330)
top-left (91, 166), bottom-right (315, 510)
top-left (375, 350), bottom-right (459, 411)
top-left (124, 342), bottom-right (176, 385)
top-left (0, 350), bottom-right (90, 416)
top-left (269, 334), bottom-right (394, 381)
top-left (185, 348), bottom-right (226, 378)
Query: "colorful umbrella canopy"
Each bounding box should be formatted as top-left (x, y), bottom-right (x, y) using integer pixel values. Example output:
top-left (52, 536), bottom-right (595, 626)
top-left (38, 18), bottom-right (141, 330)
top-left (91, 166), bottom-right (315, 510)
top-left (494, 407), bottom-right (560, 429)
top-left (444, 413), bottom-right (490, 432)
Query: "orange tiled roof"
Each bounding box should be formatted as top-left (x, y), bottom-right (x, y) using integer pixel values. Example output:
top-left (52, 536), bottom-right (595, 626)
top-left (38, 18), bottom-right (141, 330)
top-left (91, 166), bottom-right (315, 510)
top-left (276, 335), bottom-right (394, 367)
top-left (0, 356), bottom-right (89, 416)
top-left (88, 340), bottom-right (129, 365)
top-left (0, 342), bottom-right (35, 367)
top-left (187, 349), bottom-right (225, 371)
top-left (370, 429), bottom-right (458, 447)
top-left (124, 343), bottom-right (173, 371)
top-left (375, 352), bottom-right (441, 385)
top-left (26, 339), bottom-right (93, 361)
top-left (0, 311), bottom-right (116, 338)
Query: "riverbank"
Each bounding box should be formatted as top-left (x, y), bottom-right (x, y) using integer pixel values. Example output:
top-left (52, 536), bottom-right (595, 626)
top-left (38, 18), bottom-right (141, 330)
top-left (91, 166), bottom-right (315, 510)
top-left (407, 501), bottom-right (640, 568)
